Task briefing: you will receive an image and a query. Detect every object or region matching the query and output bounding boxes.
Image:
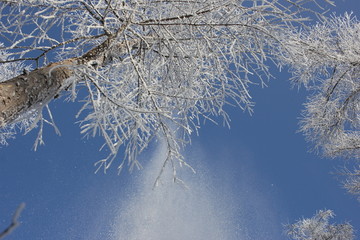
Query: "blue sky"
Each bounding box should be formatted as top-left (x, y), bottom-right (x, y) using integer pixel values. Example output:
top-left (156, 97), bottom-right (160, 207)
top-left (1, 1), bottom-right (360, 240)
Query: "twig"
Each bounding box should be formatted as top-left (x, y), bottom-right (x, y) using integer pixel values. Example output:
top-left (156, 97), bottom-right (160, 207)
top-left (0, 203), bottom-right (25, 239)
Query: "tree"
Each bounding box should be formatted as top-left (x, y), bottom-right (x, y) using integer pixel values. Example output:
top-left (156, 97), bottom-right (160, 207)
top-left (0, 0), bottom-right (333, 181)
top-left (278, 13), bottom-right (360, 199)
top-left (285, 209), bottom-right (354, 240)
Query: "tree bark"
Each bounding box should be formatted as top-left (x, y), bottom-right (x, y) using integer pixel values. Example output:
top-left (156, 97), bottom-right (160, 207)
top-left (0, 58), bottom-right (78, 127)
top-left (0, 36), bottom-right (115, 128)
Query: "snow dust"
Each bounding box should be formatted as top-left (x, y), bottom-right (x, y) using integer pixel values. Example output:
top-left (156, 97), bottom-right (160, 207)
top-left (110, 141), bottom-right (282, 240)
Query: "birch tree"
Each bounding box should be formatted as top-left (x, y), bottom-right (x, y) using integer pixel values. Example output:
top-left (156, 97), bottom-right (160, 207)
top-left (0, 0), bottom-right (332, 179)
top-left (285, 210), bottom-right (354, 240)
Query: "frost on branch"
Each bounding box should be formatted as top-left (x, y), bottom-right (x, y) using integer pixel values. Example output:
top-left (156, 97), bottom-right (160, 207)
top-left (285, 210), bottom-right (354, 240)
top-left (280, 13), bottom-right (360, 160)
top-left (279, 13), bottom-right (360, 199)
top-left (0, 0), bottom-right (331, 177)
top-left (338, 165), bottom-right (360, 202)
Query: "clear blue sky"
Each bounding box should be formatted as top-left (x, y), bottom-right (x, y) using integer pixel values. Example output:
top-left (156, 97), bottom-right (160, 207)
top-left (1, 1), bottom-right (360, 239)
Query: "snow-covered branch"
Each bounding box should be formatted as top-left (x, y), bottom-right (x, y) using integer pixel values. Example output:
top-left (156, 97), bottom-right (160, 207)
top-left (280, 13), bottom-right (360, 159)
top-left (285, 209), bottom-right (354, 240)
top-left (0, 0), bottom-right (333, 178)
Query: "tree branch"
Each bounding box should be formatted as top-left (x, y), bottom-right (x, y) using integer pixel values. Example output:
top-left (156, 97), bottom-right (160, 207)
top-left (0, 203), bottom-right (25, 239)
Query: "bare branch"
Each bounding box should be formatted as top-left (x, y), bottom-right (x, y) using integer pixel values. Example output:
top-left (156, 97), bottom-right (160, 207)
top-left (0, 203), bottom-right (25, 239)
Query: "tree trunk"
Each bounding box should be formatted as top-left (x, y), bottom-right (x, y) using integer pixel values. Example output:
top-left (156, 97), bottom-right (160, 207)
top-left (0, 35), bottom-right (115, 128)
top-left (0, 59), bottom-right (78, 127)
